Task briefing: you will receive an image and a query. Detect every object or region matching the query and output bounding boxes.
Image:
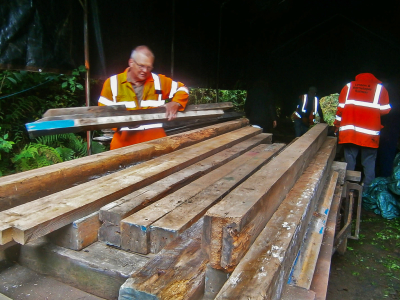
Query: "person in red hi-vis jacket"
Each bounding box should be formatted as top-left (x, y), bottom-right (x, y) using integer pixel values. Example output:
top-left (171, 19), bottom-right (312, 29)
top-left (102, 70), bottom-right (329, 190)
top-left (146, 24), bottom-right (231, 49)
top-left (334, 73), bottom-right (391, 188)
top-left (98, 45), bottom-right (189, 150)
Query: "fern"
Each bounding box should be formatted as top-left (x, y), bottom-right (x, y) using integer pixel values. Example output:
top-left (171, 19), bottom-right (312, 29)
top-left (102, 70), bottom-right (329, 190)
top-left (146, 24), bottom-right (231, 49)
top-left (12, 143), bottom-right (62, 172)
top-left (55, 146), bottom-right (75, 161)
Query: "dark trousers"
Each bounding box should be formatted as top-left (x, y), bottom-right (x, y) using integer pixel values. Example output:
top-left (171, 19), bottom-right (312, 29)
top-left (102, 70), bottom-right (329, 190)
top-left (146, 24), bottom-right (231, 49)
top-left (343, 144), bottom-right (378, 187)
top-left (294, 119), bottom-right (309, 137)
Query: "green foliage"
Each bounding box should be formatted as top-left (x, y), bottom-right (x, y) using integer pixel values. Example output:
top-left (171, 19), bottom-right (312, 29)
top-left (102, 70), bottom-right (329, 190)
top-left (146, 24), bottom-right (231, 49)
top-left (188, 88), bottom-right (246, 112)
top-left (0, 67), bottom-right (87, 146)
top-left (11, 143), bottom-right (63, 172)
top-left (0, 67), bottom-right (109, 176)
top-left (0, 127), bottom-right (15, 176)
top-left (320, 93), bottom-right (339, 126)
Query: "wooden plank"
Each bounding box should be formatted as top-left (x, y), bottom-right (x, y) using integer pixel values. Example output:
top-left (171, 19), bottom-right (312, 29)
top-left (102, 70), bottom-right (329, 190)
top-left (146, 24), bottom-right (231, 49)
top-left (0, 125), bottom-right (260, 245)
top-left (19, 239), bottom-right (148, 300)
top-left (288, 171), bottom-right (339, 289)
top-left (310, 186), bottom-right (343, 300)
top-left (118, 218), bottom-right (207, 300)
top-left (214, 137), bottom-right (337, 300)
top-left (26, 109), bottom-right (225, 138)
top-left (119, 143), bottom-right (282, 255)
top-left (345, 170), bottom-right (362, 182)
top-left (203, 124), bottom-right (329, 271)
top-left (0, 118), bottom-right (249, 212)
top-left (149, 143), bottom-right (285, 254)
top-left (48, 212), bottom-right (101, 251)
top-left (281, 285), bottom-right (316, 300)
top-left (42, 102), bottom-right (234, 119)
top-left (98, 133), bottom-right (272, 247)
top-left (331, 161), bottom-right (347, 185)
top-left (204, 264), bottom-right (230, 300)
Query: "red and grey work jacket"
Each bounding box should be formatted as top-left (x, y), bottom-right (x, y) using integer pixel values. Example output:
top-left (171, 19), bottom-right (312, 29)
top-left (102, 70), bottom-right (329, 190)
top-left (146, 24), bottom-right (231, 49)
top-left (334, 74), bottom-right (391, 148)
top-left (98, 69), bottom-right (188, 131)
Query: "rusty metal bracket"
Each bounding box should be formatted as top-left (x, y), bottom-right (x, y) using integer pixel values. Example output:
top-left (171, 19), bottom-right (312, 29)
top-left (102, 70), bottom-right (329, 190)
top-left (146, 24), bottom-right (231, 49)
top-left (345, 182), bottom-right (363, 240)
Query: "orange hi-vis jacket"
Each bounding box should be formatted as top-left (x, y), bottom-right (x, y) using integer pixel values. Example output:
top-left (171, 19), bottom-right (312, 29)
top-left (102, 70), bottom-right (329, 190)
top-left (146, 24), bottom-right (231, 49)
top-left (98, 68), bottom-right (189, 149)
top-left (334, 73), bottom-right (391, 148)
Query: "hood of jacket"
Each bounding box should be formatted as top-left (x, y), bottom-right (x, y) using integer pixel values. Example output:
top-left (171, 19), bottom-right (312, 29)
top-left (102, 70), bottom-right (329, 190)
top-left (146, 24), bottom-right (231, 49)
top-left (355, 73), bottom-right (382, 83)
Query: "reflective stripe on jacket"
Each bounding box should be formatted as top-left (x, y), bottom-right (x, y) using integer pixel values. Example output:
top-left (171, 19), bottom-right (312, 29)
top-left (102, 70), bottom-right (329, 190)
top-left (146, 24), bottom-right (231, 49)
top-left (98, 69), bottom-right (189, 132)
top-left (295, 94), bottom-right (320, 124)
top-left (334, 73), bottom-right (391, 148)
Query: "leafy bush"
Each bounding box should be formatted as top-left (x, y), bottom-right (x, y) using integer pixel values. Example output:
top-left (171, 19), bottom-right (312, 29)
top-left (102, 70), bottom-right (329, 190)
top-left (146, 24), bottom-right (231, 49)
top-left (0, 67), bottom-right (107, 176)
top-left (188, 88), bottom-right (246, 112)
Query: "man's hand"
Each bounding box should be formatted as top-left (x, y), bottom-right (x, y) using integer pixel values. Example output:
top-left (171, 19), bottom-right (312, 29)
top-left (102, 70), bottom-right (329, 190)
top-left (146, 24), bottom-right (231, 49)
top-left (273, 120), bottom-right (277, 128)
top-left (164, 101), bottom-right (181, 121)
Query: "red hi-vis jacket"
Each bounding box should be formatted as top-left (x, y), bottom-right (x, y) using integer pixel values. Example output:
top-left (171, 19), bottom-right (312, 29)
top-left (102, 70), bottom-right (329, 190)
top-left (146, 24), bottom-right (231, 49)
top-left (334, 73), bottom-right (391, 148)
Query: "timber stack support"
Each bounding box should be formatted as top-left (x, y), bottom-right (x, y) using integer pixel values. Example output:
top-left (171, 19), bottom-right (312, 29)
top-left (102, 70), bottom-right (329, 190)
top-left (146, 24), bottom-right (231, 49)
top-left (0, 119), bottom-right (358, 300)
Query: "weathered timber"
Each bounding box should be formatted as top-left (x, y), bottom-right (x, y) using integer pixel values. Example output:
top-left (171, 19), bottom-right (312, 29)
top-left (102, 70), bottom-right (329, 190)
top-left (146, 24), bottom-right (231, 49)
top-left (289, 171), bottom-right (339, 289)
top-left (164, 111), bottom-right (245, 135)
top-left (220, 139), bottom-right (337, 271)
top-left (281, 285), bottom-right (316, 300)
top-left (214, 138), bottom-right (337, 299)
top-left (26, 109), bottom-right (224, 138)
top-left (203, 123), bottom-right (329, 270)
top-left (0, 118), bottom-right (249, 211)
top-left (42, 102), bottom-right (233, 119)
top-left (120, 143), bottom-right (282, 254)
top-left (150, 143), bottom-right (285, 254)
top-left (310, 185), bottom-right (343, 300)
top-left (0, 293), bottom-right (12, 300)
top-left (331, 161), bottom-right (347, 185)
top-left (98, 133), bottom-right (272, 247)
top-left (48, 212), bottom-right (100, 251)
top-left (0, 125), bottom-right (260, 245)
top-left (19, 239), bottom-right (148, 300)
top-left (118, 218), bottom-right (207, 300)
top-left (345, 170), bottom-right (362, 182)
top-left (204, 264), bottom-right (231, 300)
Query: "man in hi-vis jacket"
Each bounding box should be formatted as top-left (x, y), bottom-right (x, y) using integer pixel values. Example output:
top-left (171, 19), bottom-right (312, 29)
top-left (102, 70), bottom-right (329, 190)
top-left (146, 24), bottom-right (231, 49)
top-left (98, 45), bottom-right (189, 150)
top-left (334, 73), bottom-right (391, 187)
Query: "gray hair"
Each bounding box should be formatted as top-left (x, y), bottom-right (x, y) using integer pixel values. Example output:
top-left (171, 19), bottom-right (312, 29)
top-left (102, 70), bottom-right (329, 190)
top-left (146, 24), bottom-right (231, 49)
top-left (130, 45), bottom-right (155, 60)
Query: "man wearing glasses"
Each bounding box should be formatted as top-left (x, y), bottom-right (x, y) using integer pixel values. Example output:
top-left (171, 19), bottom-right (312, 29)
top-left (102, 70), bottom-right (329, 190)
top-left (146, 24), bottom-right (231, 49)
top-left (98, 45), bottom-right (189, 150)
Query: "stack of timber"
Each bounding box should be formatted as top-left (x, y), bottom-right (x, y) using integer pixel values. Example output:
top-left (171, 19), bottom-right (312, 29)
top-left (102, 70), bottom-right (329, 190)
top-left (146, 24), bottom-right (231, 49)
top-left (25, 103), bottom-right (235, 138)
top-left (0, 122), bottom-right (343, 300)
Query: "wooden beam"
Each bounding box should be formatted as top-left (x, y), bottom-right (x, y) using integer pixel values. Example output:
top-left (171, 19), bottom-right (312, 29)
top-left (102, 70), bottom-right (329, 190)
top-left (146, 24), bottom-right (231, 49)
top-left (48, 212), bottom-right (101, 251)
top-left (214, 137), bottom-right (337, 299)
top-left (26, 109), bottom-right (225, 138)
top-left (42, 102), bottom-right (234, 119)
top-left (119, 143), bottom-right (283, 254)
top-left (310, 185), bottom-right (343, 300)
top-left (0, 119), bottom-right (249, 212)
top-left (281, 285), bottom-right (316, 300)
top-left (203, 124), bottom-right (329, 271)
top-left (149, 143), bottom-right (285, 254)
top-left (0, 125), bottom-right (260, 245)
top-left (118, 218), bottom-right (207, 300)
top-left (288, 171), bottom-right (339, 289)
top-left (98, 133), bottom-right (272, 247)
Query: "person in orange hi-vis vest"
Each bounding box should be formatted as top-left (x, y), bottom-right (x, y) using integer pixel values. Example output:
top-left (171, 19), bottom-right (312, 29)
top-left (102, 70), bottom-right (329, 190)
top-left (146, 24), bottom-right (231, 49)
top-left (334, 73), bottom-right (391, 188)
top-left (98, 45), bottom-right (189, 150)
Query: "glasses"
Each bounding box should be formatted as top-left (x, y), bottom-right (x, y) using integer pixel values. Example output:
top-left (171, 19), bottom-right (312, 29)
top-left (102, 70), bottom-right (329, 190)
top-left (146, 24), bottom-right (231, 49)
top-left (132, 59), bottom-right (153, 72)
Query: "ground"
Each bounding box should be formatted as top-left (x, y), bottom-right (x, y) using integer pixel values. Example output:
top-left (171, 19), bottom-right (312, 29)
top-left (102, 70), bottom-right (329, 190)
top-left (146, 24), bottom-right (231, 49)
top-left (327, 209), bottom-right (400, 300)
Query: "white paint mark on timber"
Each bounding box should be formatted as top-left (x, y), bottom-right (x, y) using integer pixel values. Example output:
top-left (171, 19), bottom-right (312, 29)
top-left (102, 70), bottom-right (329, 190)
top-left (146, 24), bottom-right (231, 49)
top-left (282, 222), bottom-right (291, 230)
top-left (229, 274), bottom-right (241, 286)
top-left (269, 245), bottom-right (284, 262)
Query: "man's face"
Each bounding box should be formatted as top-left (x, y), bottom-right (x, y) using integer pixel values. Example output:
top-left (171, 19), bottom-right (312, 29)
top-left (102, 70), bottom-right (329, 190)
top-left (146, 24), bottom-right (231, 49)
top-left (129, 52), bottom-right (154, 82)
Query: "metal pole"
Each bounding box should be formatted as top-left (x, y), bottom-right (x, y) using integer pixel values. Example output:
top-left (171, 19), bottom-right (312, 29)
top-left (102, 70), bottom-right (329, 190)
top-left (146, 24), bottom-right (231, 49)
top-left (83, 0), bottom-right (91, 155)
top-left (171, 0), bottom-right (175, 78)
